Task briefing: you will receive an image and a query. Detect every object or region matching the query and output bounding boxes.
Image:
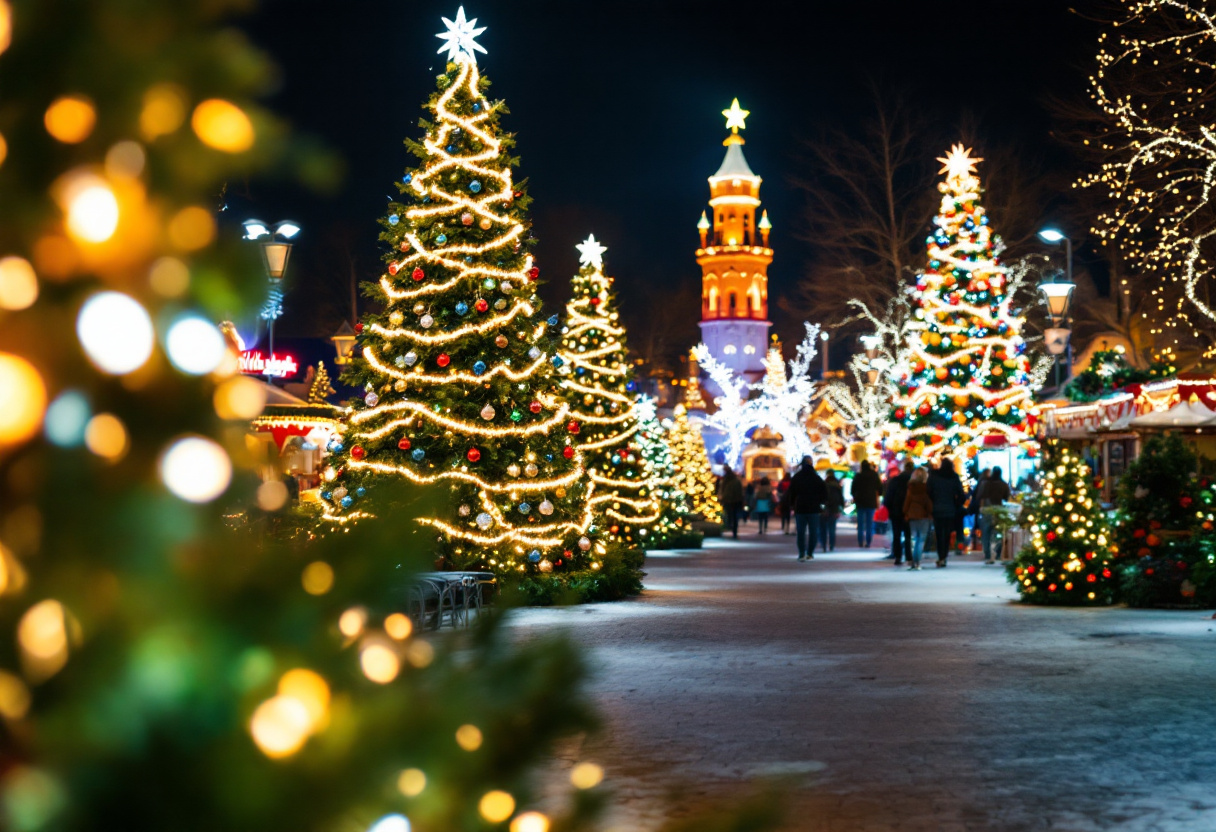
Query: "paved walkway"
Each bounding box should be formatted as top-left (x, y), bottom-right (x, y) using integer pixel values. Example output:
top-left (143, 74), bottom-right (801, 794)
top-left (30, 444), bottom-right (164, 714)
top-left (515, 528), bottom-right (1216, 831)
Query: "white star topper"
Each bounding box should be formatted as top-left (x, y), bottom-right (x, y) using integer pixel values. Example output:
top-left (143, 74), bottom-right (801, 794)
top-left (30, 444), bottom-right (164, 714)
top-left (576, 234), bottom-right (607, 269)
top-left (436, 7), bottom-right (487, 64)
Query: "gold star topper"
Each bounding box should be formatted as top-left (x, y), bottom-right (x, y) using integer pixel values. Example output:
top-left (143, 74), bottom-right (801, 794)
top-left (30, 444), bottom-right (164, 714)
top-left (722, 98), bottom-right (749, 133)
top-left (937, 144), bottom-right (982, 180)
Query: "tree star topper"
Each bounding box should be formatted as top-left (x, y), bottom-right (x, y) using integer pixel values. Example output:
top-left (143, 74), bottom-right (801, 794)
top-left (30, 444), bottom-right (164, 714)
top-left (436, 6), bottom-right (487, 64)
top-left (937, 143), bottom-right (982, 180)
top-left (722, 98), bottom-right (749, 133)
top-left (576, 234), bottom-right (607, 269)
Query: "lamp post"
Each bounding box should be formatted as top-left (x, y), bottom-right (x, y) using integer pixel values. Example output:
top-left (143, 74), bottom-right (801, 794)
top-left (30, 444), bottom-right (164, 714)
top-left (243, 219), bottom-right (301, 378)
top-left (820, 330), bottom-right (830, 378)
top-left (331, 320), bottom-right (357, 366)
top-left (860, 334), bottom-right (881, 385)
top-left (1037, 227), bottom-right (1077, 390)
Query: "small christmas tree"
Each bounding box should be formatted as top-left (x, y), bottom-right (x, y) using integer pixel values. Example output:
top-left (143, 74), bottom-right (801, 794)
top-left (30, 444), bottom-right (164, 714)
top-left (665, 404), bottom-right (722, 522)
top-left (557, 235), bottom-right (654, 549)
top-left (891, 145), bottom-right (1035, 461)
top-left (635, 399), bottom-right (701, 549)
top-left (308, 361), bottom-right (335, 404)
top-left (331, 31), bottom-right (600, 576)
top-left (1007, 441), bottom-right (1120, 605)
top-left (1115, 432), bottom-right (1215, 607)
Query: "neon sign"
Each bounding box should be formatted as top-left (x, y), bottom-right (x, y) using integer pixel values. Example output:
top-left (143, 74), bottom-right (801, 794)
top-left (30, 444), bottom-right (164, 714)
top-left (239, 350), bottom-right (299, 378)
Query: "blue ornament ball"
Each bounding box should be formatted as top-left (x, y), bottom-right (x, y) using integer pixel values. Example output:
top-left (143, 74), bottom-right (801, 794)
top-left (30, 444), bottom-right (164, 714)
top-left (472, 102), bottom-right (481, 112)
top-left (340, 496), bottom-right (354, 508)
top-left (411, 448), bottom-right (425, 462)
top-left (545, 453), bottom-right (554, 461)
top-left (455, 301), bottom-right (469, 315)
top-left (551, 356), bottom-right (564, 368)
top-left (327, 440), bottom-right (344, 453)
top-left (465, 256), bottom-right (473, 263)
top-left (403, 173), bottom-right (412, 184)
top-left (436, 233), bottom-right (447, 244)
top-left (547, 314), bottom-right (559, 326)
top-left (519, 502), bottom-right (531, 514)
top-left (321, 491), bottom-right (332, 501)
top-left (469, 180), bottom-right (482, 193)
top-left (388, 214), bottom-right (400, 225)
top-left (528, 550), bottom-right (541, 563)
top-left (576, 366), bottom-right (585, 375)
top-left (446, 144), bottom-right (457, 154)
top-left (473, 360), bottom-right (487, 375)
top-left (356, 487), bottom-right (367, 497)
top-left (626, 381), bottom-right (638, 392)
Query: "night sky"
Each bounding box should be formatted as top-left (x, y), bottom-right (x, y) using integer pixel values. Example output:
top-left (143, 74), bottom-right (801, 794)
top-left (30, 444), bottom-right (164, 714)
top-left (236, 0), bottom-right (1099, 363)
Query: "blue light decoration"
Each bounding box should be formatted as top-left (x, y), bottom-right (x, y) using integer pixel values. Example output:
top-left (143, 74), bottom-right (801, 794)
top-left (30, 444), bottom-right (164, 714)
top-left (411, 448), bottom-right (425, 462)
top-left (455, 302), bottom-right (469, 315)
top-left (473, 360), bottom-right (487, 375)
top-left (389, 214), bottom-right (400, 225)
top-left (469, 180), bottom-right (482, 193)
top-left (528, 550), bottom-right (541, 563)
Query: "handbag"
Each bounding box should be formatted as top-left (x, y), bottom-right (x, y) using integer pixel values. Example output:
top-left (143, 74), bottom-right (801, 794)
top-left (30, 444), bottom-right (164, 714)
top-left (874, 505), bottom-right (889, 523)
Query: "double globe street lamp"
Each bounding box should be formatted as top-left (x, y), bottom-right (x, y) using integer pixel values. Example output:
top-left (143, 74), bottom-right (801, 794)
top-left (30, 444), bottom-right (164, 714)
top-left (242, 219), bottom-right (301, 376)
top-left (1037, 227), bottom-right (1077, 389)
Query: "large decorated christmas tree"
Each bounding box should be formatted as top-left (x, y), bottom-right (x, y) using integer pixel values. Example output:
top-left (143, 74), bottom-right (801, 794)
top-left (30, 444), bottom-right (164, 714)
top-left (1008, 441), bottom-right (1121, 605)
top-left (665, 403), bottom-right (722, 523)
top-left (329, 13), bottom-right (599, 576)
top-left (890, 145), bottom-right (1034, 461)
top-left (558, 236), bottom-right (655, 549)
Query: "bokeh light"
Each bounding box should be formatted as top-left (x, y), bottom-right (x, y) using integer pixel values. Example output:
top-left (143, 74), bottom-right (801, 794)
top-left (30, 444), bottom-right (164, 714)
top-left (249, 695), bottom-right (311, 759)
top-left (105, 141), bottom-right (146, 179)
top-left (165, 314), bottom-right (225, 375)
top-left (167, 206), bottom-right (215, 251)
top-left (359, 643), bottom-right (400, 684)
top-left (368, 814), bottom-right (411, 832)
top-left (277, 669), bottom-right (330, 731)
top-left (510, 812), bottom-right (550, 832)
top-left (62, 174), bottom-right (120, 244)
top-left (192, 99), bottom-right (255, 153)
top-left (0, 671), bottom-right (30, 720)
top-left (148, 256), bottom-right (190, 297)
top-left (0, 256), bottom-right (39, 310)
top-left (0, 132), bottom-right (7, 168)
top-left (301, 561), bottom-right (334, 595)
top-left (45, 391), bottom-right (90, 447)
top-left (18, 599), bottom-right (70, 680)
top-left (256, 480), bottom-right (289, 511)
top-left (455, 724), bottom-right (483, 751)
top-left (213, 375), bottom-right (267, 420)
top-left (396, 768), bottom-right (426, 797)
top-left (84, 413), bottom-right (128, 460)
top-left (570, 762), bottom-right (604, 790)
top-left (405, 639), bottom-right (434, 668)
top-left (0, 541), bottom-right (28, 597)
top-left (478, 791), bottom-right (516, 824)
top-left (0, 1), bottom-right (11, 56)
top-left (159, 436), bottom-right (232, 503)
top-left (140, 84), bottom-right (188, 141)
top-left (338, 607), bottom-right (367, 638)
top-left (44, 95), bottom-right (96, 144)
top-left (77, 292), bottom-right (154, 374)
top-left (0, 353), bottom-right (47, 446)
top-left (384, 613), bottom-right (413, 640)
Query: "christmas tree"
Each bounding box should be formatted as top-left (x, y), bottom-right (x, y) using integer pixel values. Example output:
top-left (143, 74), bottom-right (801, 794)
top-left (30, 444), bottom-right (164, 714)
top-left (558, 235), bottom-right (655, 549)
top-left (891, 145), bottom-right (1034, 461)
top-left (330, 21), bottom-right (601, 576)
top-left (1007, 441), bottom-right (1120, 605)
top-left (635, 399), bottom-right (702, 549)
top-left (308, 361), bottom-right (335, 404)
top-left (665, 404), bottom-right (722, 523)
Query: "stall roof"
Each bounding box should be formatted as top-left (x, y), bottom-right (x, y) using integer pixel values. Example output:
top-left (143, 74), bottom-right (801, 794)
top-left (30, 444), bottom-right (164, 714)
top-left (1130, 399), bottom-right (1216, 428)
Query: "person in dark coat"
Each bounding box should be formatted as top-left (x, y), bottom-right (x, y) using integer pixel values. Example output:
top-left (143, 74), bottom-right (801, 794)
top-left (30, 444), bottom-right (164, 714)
top-left (966, 468), bottom-right (990, 551)
top-left (851, 460), bottom-right (883, 548)
top-left (882, 459), bottom-right (915, 565)
top-left (820, 470), bottom-right (844, 552)
top-left (787, 456), bottom-right (827, 561)
top-left (976, 466), bottom-right (1012, 564)
top-left (718, 467), bottom-right (744, 539)
top-left (926, 458), bottom-right (965, 567)
top-left (777, 471), bottom-right (793, 534)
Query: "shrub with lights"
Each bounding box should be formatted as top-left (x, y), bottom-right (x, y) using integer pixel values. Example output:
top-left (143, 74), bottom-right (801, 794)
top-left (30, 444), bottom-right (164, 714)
top-left (890, 145), bottom-right (1034, 461)
top-left (665, 403), bottom-right (723, 523)
top-left (328, 20), bottom-right (607, 581)
top-left (1115, 432), bottom-right (1216, 608)
top-left (1006, 441), bottom-right (1121, 605)
top-left (636, 399), bottom-right (702, 550)
top-left (557, 237), bottom-right (655, 550)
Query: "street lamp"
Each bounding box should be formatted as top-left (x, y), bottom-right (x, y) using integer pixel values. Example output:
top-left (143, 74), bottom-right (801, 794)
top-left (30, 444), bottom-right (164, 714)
top-left (331, 320), bottom-right (357, 366)
top-left (820, 330), bottom-right (830, 377)
top-left (243, 219), bottom-right (301, 377)
top-left (1038, 227), bottom-right (1077, 388)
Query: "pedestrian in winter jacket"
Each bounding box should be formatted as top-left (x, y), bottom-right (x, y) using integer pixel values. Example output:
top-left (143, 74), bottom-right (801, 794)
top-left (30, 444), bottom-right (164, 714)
top-left (787, 457), bottom-right (827, 561)
top-left (852, 460), bottom-right (883, 548)
top-left (926, 459), bottom-right (965, 567)
top-left (718, 467), bottom-right (744, 539)
top-left (883, 460), bottom-right (915, 564)
top-left (902, 467), bottom-right (934, 569)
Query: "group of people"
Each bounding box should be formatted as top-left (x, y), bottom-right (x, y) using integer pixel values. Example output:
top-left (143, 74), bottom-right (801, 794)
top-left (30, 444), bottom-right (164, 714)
top-left (717, 456), bottom-right (1013, 568)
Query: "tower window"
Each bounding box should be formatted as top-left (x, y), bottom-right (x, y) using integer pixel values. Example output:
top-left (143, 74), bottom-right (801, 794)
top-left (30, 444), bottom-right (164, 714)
top-left (724, 344), bottom-right (737, 355)
top-left (728, 292), bottom-right (737, 315)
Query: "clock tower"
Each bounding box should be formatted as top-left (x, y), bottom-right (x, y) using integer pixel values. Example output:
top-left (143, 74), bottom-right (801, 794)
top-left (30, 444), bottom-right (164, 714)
top-left (697, 98), bottom-right (773, 386)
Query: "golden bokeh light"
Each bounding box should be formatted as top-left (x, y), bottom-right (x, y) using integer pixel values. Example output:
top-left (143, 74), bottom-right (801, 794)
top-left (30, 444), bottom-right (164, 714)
top-left (510, 812), bottom-right (550, 832)
top-left (104, 141), bottom-right (146, 179)
top-left (256, 480), bottom-right (289, 512)
top-left (570, 762), bottom-right (604, 790)
top-left (167, 205), bottom-right (215, 251)
top-left (159, 436), bottom-right (231, 503)
top-left (384, 613), bottom-right (413, 640)
top-left (63, 175), bottom-right (120, 244)
top-left (0, 2), bottom-right (11, 57)
top-left (0, 541), bottom-right (28, 597)
top-left (0, 671), bottom-right (30, 720)
top-left (0, 256), bottom-right (39, 310)
top-left (405, 639), bottom-right (434, 668)
top-left (84, 413), bottom-right (129, 461)
top-left (45, 96), bottom-right (96, 144)
top-left (455, 723), bottom-right (483, 751)
top-left (478, 790), bottom-right (516, 824)
top-left (359, 643), bottom-right (400, 684)
top-left (140, 84), bottom-right (187, 141)
top-left (213, 375), bottom-right (266, 420)
top-left (0, 353), bottom-right (47, 447)
top-left (192, 99), bottom-right (255, 153)
top-left (277, 669), bottom-right (330, 731)
top-left (396, 768), bottom-right (426, 797)
top-left (18, 599), bottom-right (70, 680)
top-left (149, 256), bottom-right (190, 297)
top-left (249, 694), bottom-right (312, 759)
top-left (0, 132), bottom-right (7, 168)
top-left (301, 561), bottom-right (334, 596)
top-left (338, 607), bottom-right (366, 638)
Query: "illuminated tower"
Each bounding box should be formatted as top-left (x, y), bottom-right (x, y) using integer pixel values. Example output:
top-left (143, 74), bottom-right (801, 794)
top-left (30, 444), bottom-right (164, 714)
top-left (697, 98), bottom-right (773, 385)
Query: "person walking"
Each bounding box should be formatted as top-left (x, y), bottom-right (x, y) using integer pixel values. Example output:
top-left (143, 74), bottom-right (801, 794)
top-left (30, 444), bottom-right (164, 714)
top-left (787, 456), bottom-right (826, 561)
top-left (852, 460), bottom-right (883, 548)
top-left (718, 467), bottom-right (744, 539)
top-left (752, 476), bottom-right (775, 535)
top-left (821, 470), bottom-right (844, 552)
top-left (777, 471), bottom-right (793, 535)
top-left (977, 465), bottom-right (1012, 564)
top-left (966, 468), bottom-right (991, 551)
top-left (742, 480), bottom-right (756, 525)
top-left (883, 460), bottom-right (915, 565)
top-left (903, 467), bottom-right (934, 570)
top-left (926, 457), bottom-right (965, 567)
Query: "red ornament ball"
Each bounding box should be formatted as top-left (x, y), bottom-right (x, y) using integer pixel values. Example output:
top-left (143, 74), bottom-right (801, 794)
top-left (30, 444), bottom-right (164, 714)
top-left (529, 400), bottom-right (542, 414)
top-left (917, 403), bottom-right (931, 416)
top-left (399, 240), bottom-right (410, 252)
top-left (474, 298), bottom-right (489, 312)
top-left (513, 190), bottom-right (523, 199)
top-left (351, 446), bottom-right (366, 461)
top-left (412, 267), bottom-right (425, 281)
top-left (1045, 531), bottom-right (1057, 542)
top-left (590, 297), bottom-right (600, 306)
top-left (567, 421), bottom-right (580, 435)
top-left (354, 323), bottom-right (364, 334)
top-left (467, 447), bottom-right (481, 462)
top-left (528, 266), bottom-right (540, 280)
top-left (397, 438), bottom-right (411, 451)
top-left (388, 263), bottom-right (399, 275)
top-left (894, 408), bottom-right (906, 420)
top-left (562, 446), bottom-right (574, 459)
top-left (436, 353), bottom-right (451, 368)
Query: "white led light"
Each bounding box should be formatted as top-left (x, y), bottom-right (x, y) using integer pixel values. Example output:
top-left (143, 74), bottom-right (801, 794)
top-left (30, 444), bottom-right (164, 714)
top-left (159, 435), bottom-right (232, 503)
top-left (76, 291), bottom-right (154, 375)
top-left (166, 315), bottom-right (226, 375)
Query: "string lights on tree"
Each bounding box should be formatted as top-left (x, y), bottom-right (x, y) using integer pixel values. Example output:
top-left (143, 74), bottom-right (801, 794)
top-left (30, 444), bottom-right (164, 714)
top-left (633, 397), bottom-right (699, 547)
top-left (888, 145), bottom-right (1039, 461)
top-left (664, 404), bottom-right (722, 523)
top-left (557, 235), bottom-right (656, 548)
top-left (328, 13), bottom-right (603, 574)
